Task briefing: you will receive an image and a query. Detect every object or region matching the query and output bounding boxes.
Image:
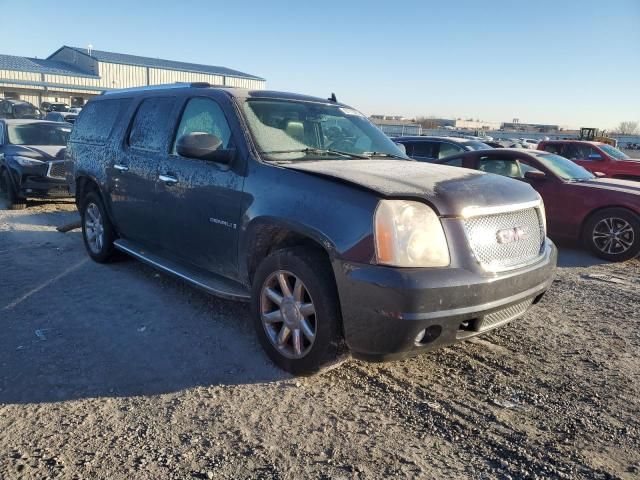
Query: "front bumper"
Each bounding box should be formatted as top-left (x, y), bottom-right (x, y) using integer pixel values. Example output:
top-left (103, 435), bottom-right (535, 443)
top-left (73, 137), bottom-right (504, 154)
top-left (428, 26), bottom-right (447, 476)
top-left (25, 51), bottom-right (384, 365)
top-left (18, 175), bottom-right (71, 198)
top-left (333, 240), bottom-right (557, 361)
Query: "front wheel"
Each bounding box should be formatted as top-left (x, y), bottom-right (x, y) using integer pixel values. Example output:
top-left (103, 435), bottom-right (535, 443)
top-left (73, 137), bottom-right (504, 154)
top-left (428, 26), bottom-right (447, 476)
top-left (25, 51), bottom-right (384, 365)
top-left (583, 208), bottom-right (640, 261)
top-left (251, 247), bottom-right (347, 375)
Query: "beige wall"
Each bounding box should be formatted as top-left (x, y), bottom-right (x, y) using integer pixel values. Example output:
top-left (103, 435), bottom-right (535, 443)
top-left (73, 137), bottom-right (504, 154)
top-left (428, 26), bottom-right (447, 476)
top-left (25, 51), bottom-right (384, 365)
top-left (148, 68), bottom-right (224, 86)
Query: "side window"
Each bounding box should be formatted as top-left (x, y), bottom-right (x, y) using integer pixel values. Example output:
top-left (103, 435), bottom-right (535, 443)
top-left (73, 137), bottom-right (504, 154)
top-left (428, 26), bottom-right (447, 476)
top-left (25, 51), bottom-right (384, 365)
top-left (397, 141), bottom-right (413, 156)
top-left (438, 142), bottom-right (465, 159)
top-left (563, 144), bottom-right (592, 160)
top-left (478, 156), bottom-right (522, 178)
top-left (541, 143), bottom-right (560, 154)
top-left (71, 98), bottom-right (130, 145)
top-left (172, 97), bottom-right (232, 153)
top-left (583, 145), bottom-right (603, 161)
top-left (129, 96), bottom-right (176, 152)
top-left (412, 141), bottom-right (437, 158)
top-left (517, 158), bottom-right (544, 175)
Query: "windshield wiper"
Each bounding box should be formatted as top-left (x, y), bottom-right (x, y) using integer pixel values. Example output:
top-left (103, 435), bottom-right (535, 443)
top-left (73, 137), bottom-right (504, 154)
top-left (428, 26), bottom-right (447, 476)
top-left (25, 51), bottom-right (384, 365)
top-left (260, 148), bottom-right (369, 160)
top-left (363, 151), bottom-right (407, 159)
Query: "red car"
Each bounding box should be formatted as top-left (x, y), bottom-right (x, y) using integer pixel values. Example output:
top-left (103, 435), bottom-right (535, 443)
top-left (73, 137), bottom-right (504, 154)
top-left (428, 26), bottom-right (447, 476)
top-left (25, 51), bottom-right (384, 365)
top-left (435, 149), bottom-right (640, 261)
top-left (538, 140), bottom-right (640, 181)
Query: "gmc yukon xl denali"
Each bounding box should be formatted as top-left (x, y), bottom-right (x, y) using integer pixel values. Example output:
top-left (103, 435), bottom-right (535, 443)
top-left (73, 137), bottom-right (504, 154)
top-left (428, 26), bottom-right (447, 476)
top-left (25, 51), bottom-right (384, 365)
top-left (67, 83), bottom-right (557, 375)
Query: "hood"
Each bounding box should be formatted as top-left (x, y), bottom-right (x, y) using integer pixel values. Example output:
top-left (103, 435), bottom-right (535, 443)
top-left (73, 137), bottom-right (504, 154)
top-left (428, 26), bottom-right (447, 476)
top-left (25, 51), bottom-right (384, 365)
top-left (572, 177), bottom-right (640, 196)
top-left (4, 145), bottom-right (66, 160)
top-left (282, 160), bottom-right (540, 216)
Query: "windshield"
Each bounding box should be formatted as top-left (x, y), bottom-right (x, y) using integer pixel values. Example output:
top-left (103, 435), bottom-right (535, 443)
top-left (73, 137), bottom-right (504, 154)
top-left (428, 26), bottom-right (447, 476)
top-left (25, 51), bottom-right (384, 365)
top-left (536, 153), bottom-right (595, 181)
top-left (13, 104), bottom-right (41, 119)
top-left (8, 123), bottom-right (71, 145)
top-left (465, 141), bottom-right (492, 151)
top-left (599, 144), bottom-right (630, 160)
top-left (242, 99), bottom-right (407, 160)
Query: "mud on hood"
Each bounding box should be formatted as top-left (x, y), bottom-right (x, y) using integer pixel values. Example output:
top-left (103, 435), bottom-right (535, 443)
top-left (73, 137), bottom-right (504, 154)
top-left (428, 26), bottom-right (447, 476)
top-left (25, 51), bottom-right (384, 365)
top-left (282, 159), bottom-right (541, 216)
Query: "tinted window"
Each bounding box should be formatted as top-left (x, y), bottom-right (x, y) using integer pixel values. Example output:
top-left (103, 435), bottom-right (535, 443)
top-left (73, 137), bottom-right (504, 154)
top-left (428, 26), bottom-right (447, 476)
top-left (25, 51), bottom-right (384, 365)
top-left (541, 143), bottom-right (561, 154)
top-left (173, 97), bottom-right (232, 153)
top-left (438, 142), bottom-right (465, 159)
top-left (71, 98), bottom-right (130, 145)
top-left (129, 97), bottom-right (176, 152)
top-left (564, 144), bottom-right (602, 161)
top-left (442, 157), bottom-right (463, 167)
top-left (412, 141), bottom-right (437, 158)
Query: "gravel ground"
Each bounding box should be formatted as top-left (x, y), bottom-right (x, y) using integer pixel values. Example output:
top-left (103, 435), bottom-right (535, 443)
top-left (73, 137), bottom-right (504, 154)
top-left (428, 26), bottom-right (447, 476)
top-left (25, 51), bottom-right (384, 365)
top-left (1, 199), bottom-right (639, 480)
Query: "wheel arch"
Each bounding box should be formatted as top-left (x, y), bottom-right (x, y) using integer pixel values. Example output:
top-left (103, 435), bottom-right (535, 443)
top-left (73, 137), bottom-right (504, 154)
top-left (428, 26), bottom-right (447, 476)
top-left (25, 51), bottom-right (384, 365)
top-left (75, 174), bottom-right (117, 228)
top-left (580, 205), bottom-right (640, 238)
top-left (242, 217), bottom-right (338, 286)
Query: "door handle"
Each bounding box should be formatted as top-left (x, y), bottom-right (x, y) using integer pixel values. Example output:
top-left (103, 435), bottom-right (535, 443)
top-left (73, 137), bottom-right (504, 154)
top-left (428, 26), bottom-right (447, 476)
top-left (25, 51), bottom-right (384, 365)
top-left (114, 164), bottom-right (129, 172)
top-left (159, 174), bottom-right (178, 185)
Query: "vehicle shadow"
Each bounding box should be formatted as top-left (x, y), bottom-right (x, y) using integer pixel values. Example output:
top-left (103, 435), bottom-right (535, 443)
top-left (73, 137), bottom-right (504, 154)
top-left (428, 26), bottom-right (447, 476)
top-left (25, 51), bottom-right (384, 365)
top-left (554, 240), bottom-right (614, 268)
top-left (0, 219), bottom-right (288, 405)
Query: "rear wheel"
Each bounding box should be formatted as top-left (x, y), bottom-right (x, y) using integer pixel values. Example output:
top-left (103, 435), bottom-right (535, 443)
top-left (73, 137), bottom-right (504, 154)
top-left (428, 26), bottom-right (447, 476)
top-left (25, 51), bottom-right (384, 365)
top-left (81, 191), bottom-right (117, 263)
top-left (583, 208), bottom-right (640, 261)
top-left (0, 170), bottom-right (27, 210)
top-left (251, 247), bottom-right (347, 375)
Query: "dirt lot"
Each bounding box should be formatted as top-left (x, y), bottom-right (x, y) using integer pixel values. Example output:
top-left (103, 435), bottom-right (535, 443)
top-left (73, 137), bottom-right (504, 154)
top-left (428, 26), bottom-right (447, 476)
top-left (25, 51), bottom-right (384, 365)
top-left (1, 199), bottom-right (639, 480)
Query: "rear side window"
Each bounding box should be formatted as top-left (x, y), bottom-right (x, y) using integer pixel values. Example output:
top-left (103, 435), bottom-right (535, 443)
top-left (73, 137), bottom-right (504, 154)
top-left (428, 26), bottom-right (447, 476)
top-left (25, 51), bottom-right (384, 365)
top-left (128, 97), bottom-right (176, 152)
top-left (70, 98), bottom-right (130, 145)
top-left (541, 143), bottom-right (561, 155)
top-left (412, 141), bottom-right (437, 158)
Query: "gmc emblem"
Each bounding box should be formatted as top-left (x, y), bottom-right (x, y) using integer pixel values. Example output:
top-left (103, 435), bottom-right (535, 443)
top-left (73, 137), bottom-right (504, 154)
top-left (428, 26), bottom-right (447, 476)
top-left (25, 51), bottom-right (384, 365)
top-left (496, 226), bottom-right (528, 244)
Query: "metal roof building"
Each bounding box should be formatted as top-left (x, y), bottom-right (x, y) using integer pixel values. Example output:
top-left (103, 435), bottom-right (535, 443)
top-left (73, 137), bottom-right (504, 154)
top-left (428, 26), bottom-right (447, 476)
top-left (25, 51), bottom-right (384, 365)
top-left (0, 45), bottom-right (265, 108)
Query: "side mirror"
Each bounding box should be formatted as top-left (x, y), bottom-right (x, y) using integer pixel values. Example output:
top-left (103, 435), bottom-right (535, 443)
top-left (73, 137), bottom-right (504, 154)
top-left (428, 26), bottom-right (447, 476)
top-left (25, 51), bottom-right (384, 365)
top-left (176, 132), bottom-right (235, 164)
top-left (394, 142), bottom-right (407, 155)
top-left (524, 170), bottom-right (546, 181)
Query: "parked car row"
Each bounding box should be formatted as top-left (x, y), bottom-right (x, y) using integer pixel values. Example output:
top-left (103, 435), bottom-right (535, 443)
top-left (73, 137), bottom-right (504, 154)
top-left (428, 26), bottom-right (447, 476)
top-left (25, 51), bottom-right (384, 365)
top-left (0, 99), bottom-right (82, 120)
top-left (0, 83), bottom-right (635, 375)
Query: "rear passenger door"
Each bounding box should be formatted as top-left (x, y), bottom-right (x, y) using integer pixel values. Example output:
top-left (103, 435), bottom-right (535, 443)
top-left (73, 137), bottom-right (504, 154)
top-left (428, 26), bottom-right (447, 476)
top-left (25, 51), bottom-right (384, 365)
top-left (109, 96), bottom-right (177, 246)
top-left (155, 96), bottom-right (244, 279)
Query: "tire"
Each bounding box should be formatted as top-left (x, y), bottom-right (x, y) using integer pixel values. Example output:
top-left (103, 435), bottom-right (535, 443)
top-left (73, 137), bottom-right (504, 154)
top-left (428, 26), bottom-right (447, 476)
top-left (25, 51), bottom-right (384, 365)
top-left (81, 191), bottom-right (117, 263)
top-left (1, 169), bottom-right (27, 210)
top-left (583, 208), bottom-right (640, 262)
top-left (251, 247), bottom-right (347, 375)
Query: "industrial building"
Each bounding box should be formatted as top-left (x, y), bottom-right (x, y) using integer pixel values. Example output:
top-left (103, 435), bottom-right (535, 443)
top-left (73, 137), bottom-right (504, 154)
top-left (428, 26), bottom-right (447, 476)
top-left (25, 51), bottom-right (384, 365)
top-left (0, 46), bottom-right (265, 108)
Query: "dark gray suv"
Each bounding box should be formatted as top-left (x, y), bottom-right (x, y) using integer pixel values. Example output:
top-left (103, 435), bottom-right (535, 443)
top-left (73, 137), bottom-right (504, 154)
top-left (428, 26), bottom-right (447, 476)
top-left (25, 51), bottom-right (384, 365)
top-left (67, 83), bottom-right (556, 375)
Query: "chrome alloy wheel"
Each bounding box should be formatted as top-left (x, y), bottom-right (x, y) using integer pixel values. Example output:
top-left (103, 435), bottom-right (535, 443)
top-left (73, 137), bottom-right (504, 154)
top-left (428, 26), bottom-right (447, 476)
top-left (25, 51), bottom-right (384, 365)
top-left (592, 217), bottom-right (635, 255)
top-left (260, 270), bottom-right (317, 359)
top-left (84, 202), bottom-right (105, 254)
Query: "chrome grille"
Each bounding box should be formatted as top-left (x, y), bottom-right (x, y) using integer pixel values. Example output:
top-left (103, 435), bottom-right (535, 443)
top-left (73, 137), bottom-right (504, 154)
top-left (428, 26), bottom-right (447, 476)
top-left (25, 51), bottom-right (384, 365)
top-left (47, 161), bottom-right (66, 179)
top-left (463, 207), bottom-right (544, 272)
top-left (478, 299), bottom-right (533, 331)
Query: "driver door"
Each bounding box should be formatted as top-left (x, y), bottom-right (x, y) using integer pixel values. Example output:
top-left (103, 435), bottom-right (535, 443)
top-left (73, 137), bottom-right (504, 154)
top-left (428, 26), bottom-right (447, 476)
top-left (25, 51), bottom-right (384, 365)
top-left (155, 96), bottom-right (244, 279)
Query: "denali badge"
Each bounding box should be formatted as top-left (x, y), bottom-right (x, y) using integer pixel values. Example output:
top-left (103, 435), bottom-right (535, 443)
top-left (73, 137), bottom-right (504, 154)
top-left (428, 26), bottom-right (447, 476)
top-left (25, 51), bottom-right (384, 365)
top-left (496, 226), bottom-right (528, 244)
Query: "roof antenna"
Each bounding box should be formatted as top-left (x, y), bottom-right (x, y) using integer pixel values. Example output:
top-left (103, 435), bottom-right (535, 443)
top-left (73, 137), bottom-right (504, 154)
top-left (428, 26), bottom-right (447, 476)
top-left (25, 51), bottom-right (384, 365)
top-left (328, 92), bottom-right (337, 103)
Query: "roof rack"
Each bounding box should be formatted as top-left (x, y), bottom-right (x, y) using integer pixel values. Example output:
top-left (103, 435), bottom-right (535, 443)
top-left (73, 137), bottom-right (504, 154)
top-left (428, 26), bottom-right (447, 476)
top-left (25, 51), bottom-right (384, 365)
top-left (101, 82), bottom-right (224, 95)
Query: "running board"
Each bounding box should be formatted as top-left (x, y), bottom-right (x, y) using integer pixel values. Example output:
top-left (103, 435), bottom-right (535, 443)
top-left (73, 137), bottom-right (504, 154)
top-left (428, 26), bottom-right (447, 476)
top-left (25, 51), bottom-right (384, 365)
top-left (114, 239), bottom-right (250, 302)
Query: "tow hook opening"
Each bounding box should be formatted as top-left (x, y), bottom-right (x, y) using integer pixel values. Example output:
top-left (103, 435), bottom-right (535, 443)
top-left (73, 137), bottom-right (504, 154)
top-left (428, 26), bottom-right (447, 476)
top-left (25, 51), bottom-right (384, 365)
top-left (414, 325), bottom-right (443, 346)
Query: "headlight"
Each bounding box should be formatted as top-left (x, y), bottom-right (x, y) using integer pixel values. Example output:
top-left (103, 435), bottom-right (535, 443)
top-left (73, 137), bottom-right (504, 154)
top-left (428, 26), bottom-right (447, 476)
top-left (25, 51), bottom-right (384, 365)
top-left (13, 156), bottom-right (44, 167)
top-left (374, 200), bottom-right (450, 267)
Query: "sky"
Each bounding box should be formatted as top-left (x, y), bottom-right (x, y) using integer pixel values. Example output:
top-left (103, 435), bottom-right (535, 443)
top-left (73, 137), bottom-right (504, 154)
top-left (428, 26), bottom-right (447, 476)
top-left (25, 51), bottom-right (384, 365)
top-left (2, 0), bottom-right (639, 130)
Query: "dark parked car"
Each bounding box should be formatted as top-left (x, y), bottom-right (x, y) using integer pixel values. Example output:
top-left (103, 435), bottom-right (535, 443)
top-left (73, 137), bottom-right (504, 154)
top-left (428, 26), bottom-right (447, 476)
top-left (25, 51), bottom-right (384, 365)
top-left (435, 149), bottom-right (640, 261)
top-left (68, 83), bottom-right (556, 374)
top-left (40, 102), bottom-right (69, 113)
top-left (394, 136), bottom-right (491, 162)
top-left (0, 119), bottom-right (72, 209)
top-left (0, 99), bottom-right (42, 119)
top-left (45, 111), bottom-right (78, 124)
top-left (538, 140), bottom-right (640, 181)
